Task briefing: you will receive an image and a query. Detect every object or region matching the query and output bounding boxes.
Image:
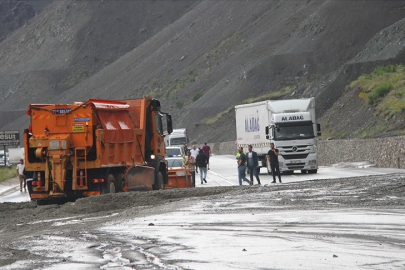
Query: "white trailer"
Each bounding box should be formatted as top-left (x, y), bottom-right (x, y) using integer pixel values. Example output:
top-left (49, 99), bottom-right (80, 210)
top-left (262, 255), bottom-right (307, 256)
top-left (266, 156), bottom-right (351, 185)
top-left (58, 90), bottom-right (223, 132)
top-left (235, 98), bottom-right (321, 174)
top-left (165, 128), bottom-right (188, 147)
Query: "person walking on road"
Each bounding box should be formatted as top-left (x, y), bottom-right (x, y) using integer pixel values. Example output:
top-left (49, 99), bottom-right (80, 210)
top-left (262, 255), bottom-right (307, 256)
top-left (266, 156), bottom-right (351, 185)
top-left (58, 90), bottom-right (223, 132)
top-left (237, 147), bottom-right (252, 186)
top-left (190, 145), bottom-right (199, 173)
top-left (16, 159), bottom-right (26, 192)
top-left (202, 142), bottom-right (211, 170)
top-left (185, 150), bottom-right (196, 187)
top-left (267, 143), bottom-right (282, 183)
top-left (247, 145), bottom-right (261, 185)
top-left (196, 149), bottom-right (208, 184)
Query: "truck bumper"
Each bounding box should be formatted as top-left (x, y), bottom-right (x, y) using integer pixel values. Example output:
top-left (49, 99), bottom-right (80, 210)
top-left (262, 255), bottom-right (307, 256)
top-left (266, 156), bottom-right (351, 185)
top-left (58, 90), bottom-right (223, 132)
top-left (279, 153), bottom-right (318, 172)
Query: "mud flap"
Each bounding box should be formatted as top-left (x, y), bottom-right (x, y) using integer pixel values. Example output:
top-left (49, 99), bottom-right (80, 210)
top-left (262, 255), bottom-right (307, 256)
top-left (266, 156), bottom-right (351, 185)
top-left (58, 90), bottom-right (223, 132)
top-left (125, 165), bottom-right (155, 191)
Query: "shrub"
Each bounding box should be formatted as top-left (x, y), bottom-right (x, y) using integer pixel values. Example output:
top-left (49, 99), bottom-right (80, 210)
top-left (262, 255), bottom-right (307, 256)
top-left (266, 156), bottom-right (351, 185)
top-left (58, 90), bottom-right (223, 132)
top-left (176, 100), bottom-right (184, 109)
top-left (192, 92), bottom-right (203, 102)
top-left (367, 81), bottom-right (393, 104)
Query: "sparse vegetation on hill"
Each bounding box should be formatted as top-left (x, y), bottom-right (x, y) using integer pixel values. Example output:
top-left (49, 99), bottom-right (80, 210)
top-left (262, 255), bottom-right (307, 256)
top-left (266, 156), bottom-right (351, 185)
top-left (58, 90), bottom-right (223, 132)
top-left (353, 65), bottom-right (405, 117)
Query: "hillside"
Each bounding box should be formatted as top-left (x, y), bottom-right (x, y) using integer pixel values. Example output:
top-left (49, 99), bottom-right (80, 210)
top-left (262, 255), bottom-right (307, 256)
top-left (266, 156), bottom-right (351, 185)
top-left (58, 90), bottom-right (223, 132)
top-left (1, 0), bottom-right (405, 143)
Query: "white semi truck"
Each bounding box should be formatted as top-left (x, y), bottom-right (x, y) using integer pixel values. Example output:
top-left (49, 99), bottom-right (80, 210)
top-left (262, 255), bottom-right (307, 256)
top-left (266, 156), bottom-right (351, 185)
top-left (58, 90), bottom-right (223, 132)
top-left (165, 128), bottom-right (188, 147)
top-left (235, 98), bottom-right (321, 174)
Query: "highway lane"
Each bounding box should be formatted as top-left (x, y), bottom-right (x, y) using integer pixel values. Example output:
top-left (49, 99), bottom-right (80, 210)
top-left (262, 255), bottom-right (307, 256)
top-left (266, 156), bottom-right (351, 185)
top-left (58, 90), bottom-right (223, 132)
top-left (0, 185), bottom-right (30, 203)
top-left (1, 155), bottom-right (405, 203)
top-left (200, 155), bottom-right (405, 187)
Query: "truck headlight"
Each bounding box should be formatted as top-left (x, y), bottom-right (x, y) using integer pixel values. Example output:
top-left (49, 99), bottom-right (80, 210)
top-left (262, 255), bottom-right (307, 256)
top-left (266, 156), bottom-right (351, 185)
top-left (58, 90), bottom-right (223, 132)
top-left (150, 154), bottom-right (156, 160)
top-left (308, 160), bottom-right (317, 165)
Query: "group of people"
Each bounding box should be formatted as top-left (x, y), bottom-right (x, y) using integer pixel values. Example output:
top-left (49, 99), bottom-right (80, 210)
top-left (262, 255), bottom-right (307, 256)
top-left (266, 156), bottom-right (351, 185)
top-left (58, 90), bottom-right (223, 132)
top-left (184, 142), bottom-right (211, 187)
top-left (237, 143), bottom-right (282, 186)
top-left (183, 142), bottom-right (283, 187)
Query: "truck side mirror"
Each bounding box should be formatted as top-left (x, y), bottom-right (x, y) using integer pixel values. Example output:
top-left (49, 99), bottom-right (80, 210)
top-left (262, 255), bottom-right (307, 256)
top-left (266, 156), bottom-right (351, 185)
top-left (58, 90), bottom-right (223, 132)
top-left (265, 126), bottom-right (270, 140)
top-left (166, 114), bottom-right (173, 134)
top-left (317, 123), bottom-right (321, 136)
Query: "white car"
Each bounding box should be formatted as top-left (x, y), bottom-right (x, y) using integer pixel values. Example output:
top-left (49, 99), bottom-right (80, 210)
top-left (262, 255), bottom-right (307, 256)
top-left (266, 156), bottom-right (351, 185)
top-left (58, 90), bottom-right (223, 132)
top-left (166, 157), bottom-right (184, 169)
top-left (166, 146), bottom-right (185, 158)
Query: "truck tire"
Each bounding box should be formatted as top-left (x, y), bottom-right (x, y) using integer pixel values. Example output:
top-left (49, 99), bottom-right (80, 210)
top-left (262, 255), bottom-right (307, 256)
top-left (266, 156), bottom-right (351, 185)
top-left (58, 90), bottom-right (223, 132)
top-left (102, 174), bottom-right (116, 194)
top-left (36, 200), bottom-right (48, 206)
top-left (308, 169), bottom-right (318, 174)
top-left (154, 171), bottom-right (164, 190)
top-left (114, 173), bottom-right (125, 192)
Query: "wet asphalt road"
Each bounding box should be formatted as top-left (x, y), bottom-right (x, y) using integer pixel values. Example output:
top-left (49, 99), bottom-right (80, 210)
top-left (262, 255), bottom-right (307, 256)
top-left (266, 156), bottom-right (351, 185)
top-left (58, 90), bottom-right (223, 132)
top-left (1, 156), bottom-right (405, 269)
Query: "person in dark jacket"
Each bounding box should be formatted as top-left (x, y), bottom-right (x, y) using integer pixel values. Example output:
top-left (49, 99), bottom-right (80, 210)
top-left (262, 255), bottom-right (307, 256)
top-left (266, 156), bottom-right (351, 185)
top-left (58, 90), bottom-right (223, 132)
top-left (247, 145), bottom-right (261, 185)
top-left (196, 149), bottom-right (208, 184)
top-left (267, 143), bottom-right (281, 183)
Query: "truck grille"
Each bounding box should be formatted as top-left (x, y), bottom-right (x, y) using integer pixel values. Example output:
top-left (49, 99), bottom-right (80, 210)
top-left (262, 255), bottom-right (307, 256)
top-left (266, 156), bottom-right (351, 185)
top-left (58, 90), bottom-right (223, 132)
top-left (282, 154), bottom-right (309, 160)
top-left (286, 163), bottom-right (306, 169)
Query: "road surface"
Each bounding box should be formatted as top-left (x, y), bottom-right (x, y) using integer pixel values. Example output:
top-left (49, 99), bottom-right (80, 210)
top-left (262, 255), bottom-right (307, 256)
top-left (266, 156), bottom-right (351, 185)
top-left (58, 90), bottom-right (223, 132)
top-left (1, 155), bottom-right (405, 269)
top-left (1, 155), bottom-right (404, 203)
top-left (195, 155), bottom-right (405, 187)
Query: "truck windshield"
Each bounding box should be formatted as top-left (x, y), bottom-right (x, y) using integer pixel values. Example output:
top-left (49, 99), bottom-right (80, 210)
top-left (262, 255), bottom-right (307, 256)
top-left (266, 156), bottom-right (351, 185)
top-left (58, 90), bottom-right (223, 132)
top-left (171, 138), bottom-right (187, 145)
top-left (274, 121), bottom-right (314, 140)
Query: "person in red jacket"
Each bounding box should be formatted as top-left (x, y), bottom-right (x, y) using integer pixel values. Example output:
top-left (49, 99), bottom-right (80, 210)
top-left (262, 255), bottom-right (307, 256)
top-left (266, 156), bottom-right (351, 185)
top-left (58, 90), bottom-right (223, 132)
top-left (202, 142), bottom-right (211, 170)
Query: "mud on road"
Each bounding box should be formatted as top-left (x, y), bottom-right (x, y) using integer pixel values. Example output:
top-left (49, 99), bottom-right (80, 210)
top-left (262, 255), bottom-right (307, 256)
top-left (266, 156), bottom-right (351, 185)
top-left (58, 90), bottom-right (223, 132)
top-left (1, 173), bottom-right (405, 268)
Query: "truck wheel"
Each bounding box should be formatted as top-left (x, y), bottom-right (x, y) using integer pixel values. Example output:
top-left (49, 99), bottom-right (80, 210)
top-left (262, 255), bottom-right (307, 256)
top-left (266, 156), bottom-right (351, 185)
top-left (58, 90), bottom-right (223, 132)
top-left (308, 169), bottom-right (318, 174)
top-left (301, 170), bottom-right (307, 174)
top-left (114, 173), bottom-right (125, 192)
top-left (154, 171), bottom-right (164, 190)
top-left (102, 174), bottom-right (116, 194)
top-left (36, 200), bottom-right (48, 206)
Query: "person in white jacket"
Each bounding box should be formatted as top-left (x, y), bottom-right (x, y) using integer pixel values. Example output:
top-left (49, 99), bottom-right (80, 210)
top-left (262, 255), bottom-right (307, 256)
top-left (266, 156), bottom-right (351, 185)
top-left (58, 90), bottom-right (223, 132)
top-left (16, 159), bottom-right (26, 192)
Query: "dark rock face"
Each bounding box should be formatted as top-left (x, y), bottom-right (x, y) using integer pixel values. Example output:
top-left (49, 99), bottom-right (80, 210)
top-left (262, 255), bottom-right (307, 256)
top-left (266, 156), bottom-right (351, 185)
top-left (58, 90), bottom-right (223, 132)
top-left (0, 1), bottom-right (405, 142)
top-left (0, 1), bottom-right (36, 42)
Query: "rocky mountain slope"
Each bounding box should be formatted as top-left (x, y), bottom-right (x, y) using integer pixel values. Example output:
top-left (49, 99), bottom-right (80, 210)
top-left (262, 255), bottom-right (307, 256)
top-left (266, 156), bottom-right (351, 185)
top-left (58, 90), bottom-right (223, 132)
top-left (1, 0), bottom-right (405, 143)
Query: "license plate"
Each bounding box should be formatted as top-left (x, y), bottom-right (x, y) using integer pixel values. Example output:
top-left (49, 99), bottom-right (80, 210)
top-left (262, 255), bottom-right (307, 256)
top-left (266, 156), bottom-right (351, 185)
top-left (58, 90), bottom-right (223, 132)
top-left (289, 160), bottom-right (301, 164)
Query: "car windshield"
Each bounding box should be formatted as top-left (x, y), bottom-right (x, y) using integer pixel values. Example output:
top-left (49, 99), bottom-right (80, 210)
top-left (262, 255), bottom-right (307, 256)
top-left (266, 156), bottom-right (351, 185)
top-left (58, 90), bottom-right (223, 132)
top-left (166, 148), bottom-right (182, 157)
top-left (167, 158), bottom-right (184, 168)
top-left (171, 137), bottom-right (187, 145)
top-left (274, 121), bottom-right (314, 140)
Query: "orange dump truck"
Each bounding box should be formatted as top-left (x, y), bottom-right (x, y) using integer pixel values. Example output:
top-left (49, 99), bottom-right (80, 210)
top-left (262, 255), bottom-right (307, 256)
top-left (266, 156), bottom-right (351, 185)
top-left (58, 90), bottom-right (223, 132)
top-left (24, 98), bottom-right (173, 204)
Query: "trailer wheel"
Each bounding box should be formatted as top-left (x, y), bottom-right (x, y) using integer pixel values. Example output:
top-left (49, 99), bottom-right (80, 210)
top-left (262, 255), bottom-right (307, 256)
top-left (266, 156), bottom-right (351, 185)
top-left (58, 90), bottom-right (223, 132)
top-left (154, 171), bottom-right (164, 190)
top-left (308, 169), bottom-right (318, 174)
